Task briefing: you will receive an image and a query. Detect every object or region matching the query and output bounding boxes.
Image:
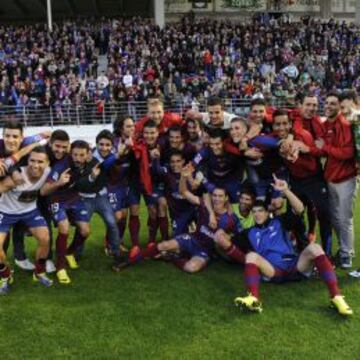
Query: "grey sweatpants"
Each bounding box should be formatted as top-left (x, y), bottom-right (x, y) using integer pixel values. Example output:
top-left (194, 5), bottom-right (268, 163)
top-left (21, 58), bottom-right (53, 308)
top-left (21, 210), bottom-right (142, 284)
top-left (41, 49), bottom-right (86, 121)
top-left (328, 177), bottom-right (358, 257)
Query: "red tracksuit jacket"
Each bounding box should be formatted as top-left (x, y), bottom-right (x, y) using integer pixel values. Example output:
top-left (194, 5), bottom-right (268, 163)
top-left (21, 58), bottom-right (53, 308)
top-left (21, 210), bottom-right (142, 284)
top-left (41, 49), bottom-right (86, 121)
top-left (320, 114), bottom-right (356, 183)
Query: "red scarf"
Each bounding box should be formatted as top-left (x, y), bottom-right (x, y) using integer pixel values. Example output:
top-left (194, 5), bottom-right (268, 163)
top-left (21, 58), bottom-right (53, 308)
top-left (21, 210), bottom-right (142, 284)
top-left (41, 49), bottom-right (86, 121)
top-left (132, 140), bottom-right (153, 195)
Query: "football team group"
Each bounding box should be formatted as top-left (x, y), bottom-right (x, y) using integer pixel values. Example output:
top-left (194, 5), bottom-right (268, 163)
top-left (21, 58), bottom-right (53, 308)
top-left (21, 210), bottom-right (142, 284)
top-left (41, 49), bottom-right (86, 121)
top-left (0, 93), bottom-right (358, 316)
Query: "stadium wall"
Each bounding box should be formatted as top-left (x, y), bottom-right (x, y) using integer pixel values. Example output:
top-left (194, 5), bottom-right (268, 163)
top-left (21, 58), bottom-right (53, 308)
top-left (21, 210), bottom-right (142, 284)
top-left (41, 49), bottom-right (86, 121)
top-left (165, 0), bottom-right (357, 21)
top-left (22, 125), bottom-right (112, 146)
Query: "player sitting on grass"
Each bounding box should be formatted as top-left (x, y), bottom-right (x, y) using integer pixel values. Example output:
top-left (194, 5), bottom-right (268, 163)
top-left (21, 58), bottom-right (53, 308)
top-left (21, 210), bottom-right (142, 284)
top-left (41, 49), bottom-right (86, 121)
top-left (213, 188), bottom-right (255, 264)
top-left (151, 164), bottom-right (241, 273)
top-left (230, 175), bottom-right (352, 316)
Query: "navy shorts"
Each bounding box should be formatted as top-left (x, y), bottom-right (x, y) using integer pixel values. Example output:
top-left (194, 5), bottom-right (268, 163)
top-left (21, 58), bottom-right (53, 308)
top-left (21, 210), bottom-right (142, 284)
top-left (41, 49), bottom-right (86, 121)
top-left (50, 200), bottom-right (89, 224)
top-left (263, 266), bottom-right (311, 283)
top-left (143, 185), bottom-right (165, 206)
top-left (172, 210), bottom-right (196, 237)
top-left (128, 183), bottom-right (141, 206)
top-left (108, 185), bottom-right (129, 211)
top-left (175, 233), bottom-right (210, 260)
top-left (0, 208), bottom-right (47, 233)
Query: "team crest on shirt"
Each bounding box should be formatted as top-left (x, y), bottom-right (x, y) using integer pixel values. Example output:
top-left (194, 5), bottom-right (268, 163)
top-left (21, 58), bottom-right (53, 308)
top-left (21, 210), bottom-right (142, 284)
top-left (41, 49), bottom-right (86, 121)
top-left (193, 153), bottom-right (202, 164)
top-left (4, 157), bottom-right (14, 169)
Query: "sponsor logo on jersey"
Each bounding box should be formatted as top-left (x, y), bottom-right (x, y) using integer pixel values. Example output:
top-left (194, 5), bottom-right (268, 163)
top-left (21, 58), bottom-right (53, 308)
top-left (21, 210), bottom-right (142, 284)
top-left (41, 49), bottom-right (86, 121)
top-left (200, 225), bottom-right (215, 239)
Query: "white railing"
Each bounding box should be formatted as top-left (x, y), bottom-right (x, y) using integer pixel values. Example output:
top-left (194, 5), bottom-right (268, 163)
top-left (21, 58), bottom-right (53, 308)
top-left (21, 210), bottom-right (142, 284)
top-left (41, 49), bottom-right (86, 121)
top-left (0, 98), bottom-right (302, 126)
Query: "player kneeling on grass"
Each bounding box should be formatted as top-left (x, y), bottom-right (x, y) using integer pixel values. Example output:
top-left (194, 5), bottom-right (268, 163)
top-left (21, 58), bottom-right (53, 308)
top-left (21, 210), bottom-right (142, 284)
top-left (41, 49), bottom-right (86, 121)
top-left (231, 175), bottom-right (352, 316)
top-left (152, 165), bottom-right (241, 273)
top-left (0, 147), bottom-right (53, 294)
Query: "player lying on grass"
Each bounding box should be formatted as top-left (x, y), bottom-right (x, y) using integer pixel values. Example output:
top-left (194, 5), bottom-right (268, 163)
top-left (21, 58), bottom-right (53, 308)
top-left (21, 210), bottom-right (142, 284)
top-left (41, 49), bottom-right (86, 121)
top-left (220, 175), bottom-right (352, 316)
top-left (149, 164), bottom-right (241, 273)
top-left (0, 147), bottom-right (53, 295)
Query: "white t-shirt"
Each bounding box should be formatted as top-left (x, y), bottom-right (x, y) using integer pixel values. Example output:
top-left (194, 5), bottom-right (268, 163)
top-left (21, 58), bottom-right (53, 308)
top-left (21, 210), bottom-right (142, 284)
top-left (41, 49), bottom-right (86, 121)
top-left (0, 166), bottom-right (50, 214)
top-left (123, 74), bottom-right (133, 88)
top-left (96, 75), bottom-right (109, 89)
top-left (201, 111), bottom-right (237, 130)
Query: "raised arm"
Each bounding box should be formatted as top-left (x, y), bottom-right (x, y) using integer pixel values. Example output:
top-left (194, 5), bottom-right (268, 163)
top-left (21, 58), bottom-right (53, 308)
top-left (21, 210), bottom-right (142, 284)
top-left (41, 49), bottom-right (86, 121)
top-left (9, 139), bottom-right (48, 166)
top-left (179, 165), bottom-right (201, 206)
top-left (40, 168), bottom-right (71, 196)
top-left (271, 174), bottom-right (304, 215)
top-left (22, 131), bottom-right (52, 146)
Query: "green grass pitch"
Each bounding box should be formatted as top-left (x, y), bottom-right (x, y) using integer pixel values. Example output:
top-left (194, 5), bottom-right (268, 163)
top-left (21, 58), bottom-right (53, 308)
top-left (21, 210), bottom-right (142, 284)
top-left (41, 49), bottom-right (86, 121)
top-left (1, 201), bottom-right (360, 360)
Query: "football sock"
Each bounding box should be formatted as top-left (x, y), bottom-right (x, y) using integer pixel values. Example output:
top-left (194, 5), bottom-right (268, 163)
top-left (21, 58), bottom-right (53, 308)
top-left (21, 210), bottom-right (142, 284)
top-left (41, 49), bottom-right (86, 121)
top-left (35, 258), bottom-right (46, 274)
top-left (117, 216), bottom-right (127, 241)
top-left (314, 254), bottom-right (340, 298)
top-left (129, 215), bottom-right (140, 246)
top-left (0, 264), bottom-right (10, 278)
top-left (56, 233), bottom-right (69, 270)
top-left (172, 257), bottom-right (189, 270)
top-left (148, 217), bottom-right (158, 244)
top-left (67, 231), bottom-right (87, 254)
top-left (226, 244), bottom-right (245, 264)
top-left (158, 216), bottom-right (169, 241)
top-left (244, 262), bottom-right (261, 299)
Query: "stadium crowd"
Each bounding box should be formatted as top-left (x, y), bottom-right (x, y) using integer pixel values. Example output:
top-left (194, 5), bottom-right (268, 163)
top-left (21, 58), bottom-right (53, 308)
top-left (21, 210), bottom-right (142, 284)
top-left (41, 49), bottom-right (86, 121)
top-left (0, 90), bottom-right (358, 316)
top-left (0, 15), bottom-right (359, 112)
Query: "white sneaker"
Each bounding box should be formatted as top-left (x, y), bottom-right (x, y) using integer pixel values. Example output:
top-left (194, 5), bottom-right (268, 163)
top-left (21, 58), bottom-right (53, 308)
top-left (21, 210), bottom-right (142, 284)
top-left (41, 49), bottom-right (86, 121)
top-left (45, 260), bottom-right (56, 274)
top-left (349, 268), bottom-right (360, 278)
top-left (15, 258), bottom-right (35, 271)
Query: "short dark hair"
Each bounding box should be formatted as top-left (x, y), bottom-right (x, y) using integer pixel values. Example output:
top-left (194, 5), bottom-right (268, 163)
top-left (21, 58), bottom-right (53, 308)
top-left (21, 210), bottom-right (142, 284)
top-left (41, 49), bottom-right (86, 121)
top-left (252, 199), bottom-right (267, 210)
top-left (3, 119), bottom-right (23, 134)
top-left (250, 98), bottom-right (266, 108)
top-left (169, 149), bottom-right (184, 160)
top-left (50, 130), bottom-right (70, 143)
top-left (71, 140), bottom-right (90, 152)
top-left (340, 90), bottom-right (357, 103)
top-left (30, 146), bottom-right (48, 157)
top-left (143, 119), bottom-right (158, 129)
top-left (273, 109), bottom-right (290, 120)
top-left (326, 91), bottom-right (341, 102)
top-left (208, 128), bottom-right (226, 140)
top-left (298, 91), bottom-right (318, 104)
top-left (207, 96), bottom-right (223, 108)
top-left (169, 125), bottom-right (183, 135)
top-left (212, 187), bottom-right (228, 196)
top-left (96, 129), bottom-right (114, 144)
top-left (202, 125), bottom-right (212, 135)
top-left (240, 187), bottom-right (256, 200)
